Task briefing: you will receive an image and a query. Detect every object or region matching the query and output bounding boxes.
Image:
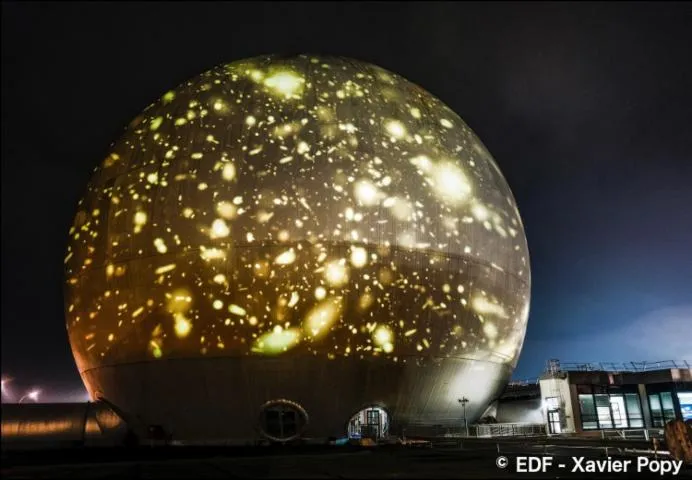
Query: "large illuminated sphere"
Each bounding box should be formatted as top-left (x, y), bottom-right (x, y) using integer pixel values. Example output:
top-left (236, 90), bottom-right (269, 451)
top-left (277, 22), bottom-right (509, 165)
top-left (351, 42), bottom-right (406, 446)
top-left (65, 55), bottom-right (530, 441)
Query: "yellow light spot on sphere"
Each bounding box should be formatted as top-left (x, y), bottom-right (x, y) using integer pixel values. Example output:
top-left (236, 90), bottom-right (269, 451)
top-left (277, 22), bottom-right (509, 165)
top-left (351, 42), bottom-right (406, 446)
top-left (349, 247), bottom-right (368, 268)
top-left (315, 286), bottom-right (327, 300)
top-left (210, 219), bottom-right (230, 238)
top-left (288, 291), bottom-right (300, 308)
top-left (324, 260), bottom-right (349, 287)
top-left (373, 326), bottom-right (394, 353)
top-left (213, 274), bottom-right (226, 284)
top-left (222, 163), bottom-right (236, 181)
top-left (167, 289), bottom-right (192, 314)
top-left (154, 238), bottom-right (168, 254)
top-left (162, 91), bottom-right (175, 104)
top-left (200, 247), bottom-right (226, 261)
top-left (155, 264), bottom-right (176, 275)
top-left (275, 249), bottom-right (296, 265)
top-left (229, 304), bottom-right (247, 316)
top-left (483, 322), bottom-right (498, 339)
top-left (174, 314), bottom-right (192, 338)
top-left (150, 341), bottom-right (163, 358)
top-left (216, 202), bottom-right (236, 219)
top-left (150, 117), bottom-right (163, 131)
top-left (374, 326), bottom-right (392, 345)
top-left (354, 180), bottom-right (380, 206)
top-left (253, 327), bottom-right (301, 355)
top-left (304, 298), bottom-right (342, 338)
top-left (134, 211), bottom-right (147, 226)
top-left (264, 70), bottom-right (304, 98)
top-left (212, 299), bottom-right (224, 310)
top-left (431, 163), bottom-right (472, 204)
top-left (471, 296), bottom-right (509, 319)
top-left (385, 120), bottom-right (406, 139)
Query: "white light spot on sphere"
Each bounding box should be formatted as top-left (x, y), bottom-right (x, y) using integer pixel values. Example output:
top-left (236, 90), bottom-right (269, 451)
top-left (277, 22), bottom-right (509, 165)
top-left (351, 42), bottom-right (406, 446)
top-left (431, 162), bottom-right (471, 204)
top-left (354, 180), bottom-right (381, 206)
top-left (216, 202), bottom-right (236, 219)
top-left (174, 314), bottom-right (192, 338)
top-left (324, 260), bottom-right (349, 286)
top-left (210, 219), bottom-right (230, 238)
top-left (350, 247), bottom-right (368, 268)
top-left (133, 211), bottom-right (147, 226)
top-left (483, 322), bottom-right (498, 339)
top-left (385, 120), bottom-right (406, 139)
top-left (153, 238), bottom-right (168, 254)
top-left (315, 287), bottom-right (327, 300)
top-left (275, 249), bottom-right (296, 265)
top-left (264, 70), bottom-right (304, 98)
top-left (222, 163), bottom-right (236, 181)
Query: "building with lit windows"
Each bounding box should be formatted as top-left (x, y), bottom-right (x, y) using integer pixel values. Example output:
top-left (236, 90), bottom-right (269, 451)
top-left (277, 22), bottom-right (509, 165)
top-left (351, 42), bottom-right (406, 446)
top-left (536, 360), bottom-right (692, 435)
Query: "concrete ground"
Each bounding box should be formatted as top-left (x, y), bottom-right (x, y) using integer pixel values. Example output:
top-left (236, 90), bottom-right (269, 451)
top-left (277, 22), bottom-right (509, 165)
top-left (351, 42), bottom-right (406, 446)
top-left (2, 440), bottom-right (690, 479)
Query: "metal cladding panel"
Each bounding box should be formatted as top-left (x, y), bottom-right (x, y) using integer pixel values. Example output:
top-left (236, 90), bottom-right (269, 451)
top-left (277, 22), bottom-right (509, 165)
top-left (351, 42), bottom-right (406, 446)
top-left (82, 356), bottom-right (511, 440)
top-left (64, 54), bottom-right (530, 439)
top-left (0, 402), bottom-right (126, 448)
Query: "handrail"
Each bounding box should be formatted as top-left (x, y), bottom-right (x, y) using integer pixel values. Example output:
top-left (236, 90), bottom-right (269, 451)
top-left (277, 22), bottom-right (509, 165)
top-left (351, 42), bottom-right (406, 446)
top-left (545, 360), bottom-right (690, 374)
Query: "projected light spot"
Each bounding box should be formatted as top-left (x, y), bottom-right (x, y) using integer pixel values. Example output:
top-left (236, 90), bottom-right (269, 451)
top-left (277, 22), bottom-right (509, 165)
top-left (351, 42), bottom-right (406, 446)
top-left (174, 315), bottom-right (192, 338)
top-left (210, 219), bottom-right (230, 238)
top-left (222, 163), bottom-right (236, 181)
top-left (349, 247), bottom-right (368, 268)
top-left (275, 249), bottom-right (296, 265)
top-left (354, 180), bottom-right (381, 207)
top-left (324, 261), bottom-right (349, 287)
top-left (385, 120), bottom-right (406, 139)
top-left (264, 70), bottom-right (304, 98)
top-left (304, 298), bottom-right (342, 338)
top-left (253, 327), bottom-right (301, 355)
top-left (431, 163), bottom-right (472, 204)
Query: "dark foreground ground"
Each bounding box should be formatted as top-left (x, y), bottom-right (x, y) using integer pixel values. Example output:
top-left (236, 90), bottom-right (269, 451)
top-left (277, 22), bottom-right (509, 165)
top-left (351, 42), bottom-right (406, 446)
top-left (2, 439), bottom-right (690, 479)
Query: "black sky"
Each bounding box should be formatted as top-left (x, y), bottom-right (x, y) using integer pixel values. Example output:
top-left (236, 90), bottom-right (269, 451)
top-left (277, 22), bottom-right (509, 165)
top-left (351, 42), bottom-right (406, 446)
top-left (2, 2), bottom-right (691, 401)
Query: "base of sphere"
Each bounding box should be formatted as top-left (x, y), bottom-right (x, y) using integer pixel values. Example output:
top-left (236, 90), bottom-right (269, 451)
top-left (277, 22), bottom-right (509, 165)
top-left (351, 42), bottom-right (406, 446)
top-left (80, 355), bottom-right (512, 442)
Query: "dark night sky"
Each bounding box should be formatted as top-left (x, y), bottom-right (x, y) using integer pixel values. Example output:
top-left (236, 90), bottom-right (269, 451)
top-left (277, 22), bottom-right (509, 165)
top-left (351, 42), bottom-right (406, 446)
top-left (2, 2), bottom-right (691, 402)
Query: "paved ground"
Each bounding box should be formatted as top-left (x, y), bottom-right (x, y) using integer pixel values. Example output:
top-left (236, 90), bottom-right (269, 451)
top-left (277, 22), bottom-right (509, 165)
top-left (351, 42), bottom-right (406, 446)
top-left (2, 443), bottom-right (690, 479)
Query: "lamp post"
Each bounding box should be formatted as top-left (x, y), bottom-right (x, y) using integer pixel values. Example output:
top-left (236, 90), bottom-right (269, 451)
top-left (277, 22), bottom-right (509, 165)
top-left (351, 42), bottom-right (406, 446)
top-left (458, 397), bottom-right (469, 437)
top-left (18, 390), bottom-right (40, 404)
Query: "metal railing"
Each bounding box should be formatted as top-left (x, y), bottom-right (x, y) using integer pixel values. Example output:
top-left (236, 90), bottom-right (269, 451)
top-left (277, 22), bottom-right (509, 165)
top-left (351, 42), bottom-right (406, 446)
top-left (549, 360), bottom-right (690, 373)
top-left (601, 428), bottom-right (665, 441)
top-left (403, 423), bottom-right (546, 438)
top-left (506, 378), bottom-right (539, 387)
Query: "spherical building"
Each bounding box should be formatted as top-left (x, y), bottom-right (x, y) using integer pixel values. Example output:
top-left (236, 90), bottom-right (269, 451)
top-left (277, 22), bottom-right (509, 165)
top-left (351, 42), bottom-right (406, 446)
top-left (65, 54), bottom-right (530, 442)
